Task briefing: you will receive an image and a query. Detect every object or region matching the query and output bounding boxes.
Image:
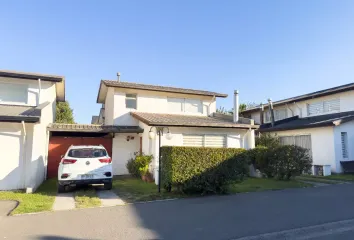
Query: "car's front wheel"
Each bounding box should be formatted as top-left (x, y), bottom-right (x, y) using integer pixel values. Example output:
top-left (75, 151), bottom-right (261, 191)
top-left (104, 181), bottom-right (112, 190)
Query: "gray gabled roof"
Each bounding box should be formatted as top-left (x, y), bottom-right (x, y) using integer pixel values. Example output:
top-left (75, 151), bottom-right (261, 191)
top-left (0, 70), bottom-right (65, 102)
top-left (97, 80), bottom-right (228, 103)
top-left (259, 111), bottom-right (354, 132)
top-left (131, 112), bottom-right (258, 129)
top-left (0, 103), bottom-right (50, 123)
top-left (242, 82), bottom-right (354, 114)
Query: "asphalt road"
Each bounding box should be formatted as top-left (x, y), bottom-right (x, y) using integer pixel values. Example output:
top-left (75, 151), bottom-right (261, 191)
top-left (1, 183), bottom-right (354, 240)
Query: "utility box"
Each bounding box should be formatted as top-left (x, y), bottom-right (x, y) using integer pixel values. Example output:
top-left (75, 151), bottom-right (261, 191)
top-left (313, 165), bottom-right (331, 176)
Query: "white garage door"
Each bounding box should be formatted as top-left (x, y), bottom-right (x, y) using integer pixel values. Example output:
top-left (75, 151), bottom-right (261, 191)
top-left (0, 125), bottom-right (23, 190)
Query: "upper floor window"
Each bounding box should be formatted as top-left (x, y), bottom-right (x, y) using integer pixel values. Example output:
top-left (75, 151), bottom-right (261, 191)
top-left (264, 108), bottom-right (288, 122)
top-left (167, 97), bottom-right (202, 114)
top-left (125, 94), bottom-right (137, 109)
top-left (307, 99), bottom-right (340, 116)
top-left (0, 82), bottom-right (28, 105)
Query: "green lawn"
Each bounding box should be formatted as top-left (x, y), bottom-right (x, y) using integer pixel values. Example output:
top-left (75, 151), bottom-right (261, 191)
top-left (229, 178), bottom-right (311, 193)
top-left (0, 178), bottom-right (57, 215)
top-left (300, 174), bottom-right (354, 182)
top-left (295, 176), bottom-right (339, 184)
top-left (113, 176), bottom-right (312, 203)
top-left (112, 177), bottom-right (185, 203)
top-left (74, 189), bottom-right (101, 208)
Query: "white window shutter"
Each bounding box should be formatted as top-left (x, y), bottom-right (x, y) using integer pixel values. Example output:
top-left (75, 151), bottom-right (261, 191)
top-left (183, 135), bottom-right (204, 147)
top-left (204, 135), bottom-right (226, 148)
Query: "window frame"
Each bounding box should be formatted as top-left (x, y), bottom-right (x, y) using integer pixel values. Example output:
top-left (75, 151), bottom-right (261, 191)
top-left (307, 98), bottom-right (340, 116)
top-left (167, 97), bottom-right (203, 114)
top-left (125, 93), bottom-right (137, 109)
top-left (0, 81), bottom-right (29, 105)
top-left (182, 134), bottom-right (227, 148)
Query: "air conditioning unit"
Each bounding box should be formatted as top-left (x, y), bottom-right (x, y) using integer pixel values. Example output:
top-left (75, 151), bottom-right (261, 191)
top-left (313, 165), bottom-right (331, 176)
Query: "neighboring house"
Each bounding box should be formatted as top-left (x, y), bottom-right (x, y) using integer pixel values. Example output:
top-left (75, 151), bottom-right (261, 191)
top-left (0, 70), bottom-right (65, 191)
top-left (242, 82), bottom-right (354, 174)
top-left (96, 77), bottom-right (258, 183)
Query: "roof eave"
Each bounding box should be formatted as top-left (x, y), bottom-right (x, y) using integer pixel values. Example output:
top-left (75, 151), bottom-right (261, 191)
top-left (0, 115), bottom-right (40, 123)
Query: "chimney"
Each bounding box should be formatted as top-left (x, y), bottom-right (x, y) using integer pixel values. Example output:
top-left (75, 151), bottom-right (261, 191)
top-left (260, 103), bottom-right (264, 125)
top-left (268, 98), bottom-right (275, 127)
top-left (233, 90), bottom-right (239, 123)
top-left (117, 72), bottom-right (121, 82)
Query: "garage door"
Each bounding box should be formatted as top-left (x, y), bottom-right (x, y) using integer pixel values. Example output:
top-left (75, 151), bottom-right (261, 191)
top-left (47, 136), bottom-right (112, 178)
top-left (0, 125), bottom-right (23, 190)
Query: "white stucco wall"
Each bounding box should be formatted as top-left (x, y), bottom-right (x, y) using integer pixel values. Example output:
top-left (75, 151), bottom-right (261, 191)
top-left (104, 88), bottom-right (114, 125)
top-left (0, 79), bottom-right (57, 191)
top-left (109, 88), bottom-right (216, 125)
top-left (333, 121), bottom-right (354, 173)
top-left (275, 127), bottom-right (337, 172)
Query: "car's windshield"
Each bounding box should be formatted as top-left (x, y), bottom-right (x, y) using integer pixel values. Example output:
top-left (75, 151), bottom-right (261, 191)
top-left (68, 148), bottom-right (107, 158)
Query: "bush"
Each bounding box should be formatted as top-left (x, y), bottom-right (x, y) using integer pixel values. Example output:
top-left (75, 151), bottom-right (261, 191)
top-left (161, 146), bottom-right (248, 194)
top-left (126, 152), bottom-right (153, 178)
top-left (256, 133), bottom-right (280, 148)
top-left (252, 145), bottom-right (312, 180)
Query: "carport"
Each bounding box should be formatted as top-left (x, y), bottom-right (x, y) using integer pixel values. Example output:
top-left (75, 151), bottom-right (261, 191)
top-left (46, 123), bottom-right (143, 178)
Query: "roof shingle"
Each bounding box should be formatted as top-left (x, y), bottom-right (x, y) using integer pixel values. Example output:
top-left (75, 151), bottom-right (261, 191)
top-left (102, 80), bottom-right (228, 98)
top-left (260, 111), bottom-right (354, 132)
top-left (130, 112), bottom-right (258, 129)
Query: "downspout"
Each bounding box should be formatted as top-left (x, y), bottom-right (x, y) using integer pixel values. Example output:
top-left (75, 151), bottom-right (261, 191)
top-left (286, 104), bottom-right (294, 117)
top-left (38, 78), bottom-right (41, 104)
top-left (268, 98), bottom-right (275, 127)
top-left (44, 130), bottom-right (50, 180)
top-left (21, 121), bottom-right (27, 189)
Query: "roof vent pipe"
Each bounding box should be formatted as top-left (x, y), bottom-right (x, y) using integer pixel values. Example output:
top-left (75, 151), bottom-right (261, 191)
top-left (268, 98), bottom-right (275, 127)
top-left (259, 103), bottom-right (264, 125)
top-left (117, 72), bottom-right (121, 82)
top-left (233, 90), bottom-right (239, 123)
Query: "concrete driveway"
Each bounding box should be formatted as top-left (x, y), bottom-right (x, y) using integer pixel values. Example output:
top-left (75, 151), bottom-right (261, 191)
top-left (1, 183), bottom-right (354, 240)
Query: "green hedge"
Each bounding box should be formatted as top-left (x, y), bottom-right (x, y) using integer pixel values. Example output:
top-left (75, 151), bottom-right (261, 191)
top-left (248, 145), bottom-right (312, 180)
top-left (161, 146), bottom-right (248, 194)
top-left (126, 153), bottom-right (153, 178)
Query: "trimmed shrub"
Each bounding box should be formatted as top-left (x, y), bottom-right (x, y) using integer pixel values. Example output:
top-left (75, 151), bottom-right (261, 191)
top-left (161, 146), bottom-right (248, 194)
top-left (253, 145), bottom-right (312, 180)
top-left (256, 133), bottom-right (280, 148)
top-left (126, 152), bottom-right (153, 178)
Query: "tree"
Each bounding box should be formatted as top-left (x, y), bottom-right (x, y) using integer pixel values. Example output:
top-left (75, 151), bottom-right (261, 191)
top-left (55, 101), bottom-right (75, 124)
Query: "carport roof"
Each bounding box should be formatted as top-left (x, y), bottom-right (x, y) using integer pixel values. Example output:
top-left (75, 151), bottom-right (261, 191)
top-left (47, 123), bottom-right (144, 133)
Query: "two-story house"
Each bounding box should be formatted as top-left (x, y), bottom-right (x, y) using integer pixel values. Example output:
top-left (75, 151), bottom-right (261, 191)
top-left (0, 70), bottom-right (65, 191)
top-left (242, 82), bottom-right (354, 174)
top-left (96, 77), bottom-right (258, 183)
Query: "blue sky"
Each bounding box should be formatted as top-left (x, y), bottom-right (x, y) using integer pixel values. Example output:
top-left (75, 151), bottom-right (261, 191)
top-left (1, 0), bottom-right (354, 123)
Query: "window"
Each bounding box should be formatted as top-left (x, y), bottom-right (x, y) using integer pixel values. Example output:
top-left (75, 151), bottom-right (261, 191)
top-left (167, 97), bottom-right (203, 114)
top-left (185, 99), bottom-right (203, 113)
top-left (263, 109), bottom-right (288, 123)
top-left (183, 134), bottom-right (226, 148)
top-left (307, 99), bottom-right (340, 116)
top-left (68, 148), bottom-right (107, 158)
top-left (279, 135), bottom-right (312, 156)
top-left (341, 132), bottom-right (349, 159)
top-left (0, 82), bottom-right (28, 105)
top-left (125, 94), bottom-right (137, 109)
top-left (167, 98), bottom-right (184, 113)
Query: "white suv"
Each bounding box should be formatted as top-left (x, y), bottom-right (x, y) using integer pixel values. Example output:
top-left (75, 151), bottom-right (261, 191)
top-left (58, 145), bottom-right (113, 192)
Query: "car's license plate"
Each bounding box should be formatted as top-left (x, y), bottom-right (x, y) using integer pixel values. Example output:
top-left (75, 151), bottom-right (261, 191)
top-left (81, 174), bottom-right (94, 179)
